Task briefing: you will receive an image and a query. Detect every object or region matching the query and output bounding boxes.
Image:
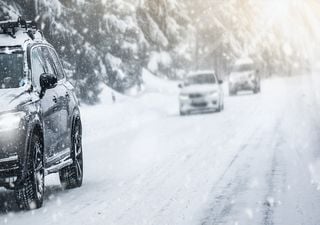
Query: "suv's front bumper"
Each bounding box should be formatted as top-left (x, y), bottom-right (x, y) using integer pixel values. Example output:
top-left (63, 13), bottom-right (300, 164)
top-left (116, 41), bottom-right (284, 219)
top-left (0, 129), bottom-right (27, 187)
top-left (229, 80), bottom-right (256, 91)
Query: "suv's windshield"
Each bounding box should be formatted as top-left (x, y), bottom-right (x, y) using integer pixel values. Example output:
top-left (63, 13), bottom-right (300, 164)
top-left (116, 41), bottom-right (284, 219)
top-left (186, 74), bottom-right (216, 85)
top-left (233, 64), bottom-right (254, 72)
top-left (0, 53), bottom-right (24, 89)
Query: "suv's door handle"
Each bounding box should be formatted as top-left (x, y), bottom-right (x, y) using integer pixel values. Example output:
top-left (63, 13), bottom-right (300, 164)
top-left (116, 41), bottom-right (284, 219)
top-left (53, 96), bottom-right (58, 103)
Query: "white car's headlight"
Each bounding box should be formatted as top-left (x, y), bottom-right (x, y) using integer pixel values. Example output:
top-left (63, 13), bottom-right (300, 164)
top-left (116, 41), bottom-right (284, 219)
top-left (0, 112), bottom-right (26, 132)
top-left (179, 94), bottom-right (189, 100)
top-left (209, 91), bottom-right (218, 96)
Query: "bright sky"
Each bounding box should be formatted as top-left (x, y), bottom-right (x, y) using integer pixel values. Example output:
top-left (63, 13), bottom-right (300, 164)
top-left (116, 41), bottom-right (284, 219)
top-left (255, 0), bottom-right (320, 59)
top-left (192, 0), bottom-right (320, 64)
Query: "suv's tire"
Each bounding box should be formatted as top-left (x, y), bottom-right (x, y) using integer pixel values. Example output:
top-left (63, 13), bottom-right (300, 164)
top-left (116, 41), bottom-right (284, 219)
top-left (59, 118), bottom-right (83, 189)
top-left (15, 133), bottom-right (44, 210)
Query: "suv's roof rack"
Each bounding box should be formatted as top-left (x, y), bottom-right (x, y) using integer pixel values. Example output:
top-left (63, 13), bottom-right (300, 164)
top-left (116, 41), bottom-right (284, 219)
top-left (0, 17), bottom-right (38, 39)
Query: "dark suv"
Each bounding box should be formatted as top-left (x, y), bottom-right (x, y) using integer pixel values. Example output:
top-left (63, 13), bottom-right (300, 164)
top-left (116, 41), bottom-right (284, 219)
top-left (0, 19), bottom-right (83, 210)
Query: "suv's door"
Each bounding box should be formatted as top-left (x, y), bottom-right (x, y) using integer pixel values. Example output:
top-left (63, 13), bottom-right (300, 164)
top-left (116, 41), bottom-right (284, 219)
top-left (30, 47), bottom-right (60, 165)
top-left (40, 46), bottom-right (70, 161)
top-left (48, 47), bottom-right (71, 152)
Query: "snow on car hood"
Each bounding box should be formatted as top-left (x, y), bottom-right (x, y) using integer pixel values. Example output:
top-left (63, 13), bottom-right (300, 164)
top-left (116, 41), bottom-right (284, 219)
top-left (180, 84), bottom-right (219, 95)
top-left (0, 88), bottom-right (32, 113)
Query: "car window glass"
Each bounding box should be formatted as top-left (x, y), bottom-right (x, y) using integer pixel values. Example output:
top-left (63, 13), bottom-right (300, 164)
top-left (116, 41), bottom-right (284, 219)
top-left (41, 47), bottom-right (57, 77)
top-left (0, 53), bottom-right (24, 89)
top-left (49, 48), bottom-right (65, 80)
top-left (31, 48), bottom-right (46, 90)
top-left (187, 74), bottom-right (216, 85)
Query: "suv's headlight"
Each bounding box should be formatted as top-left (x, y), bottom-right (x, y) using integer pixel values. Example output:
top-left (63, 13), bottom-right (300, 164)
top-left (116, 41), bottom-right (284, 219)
top-left (0, 112), bottom-right (26, 132)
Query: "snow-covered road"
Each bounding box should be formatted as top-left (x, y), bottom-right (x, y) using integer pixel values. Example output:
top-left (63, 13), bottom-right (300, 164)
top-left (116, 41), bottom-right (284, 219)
top-left (1, 73), bottom-right (320, 225)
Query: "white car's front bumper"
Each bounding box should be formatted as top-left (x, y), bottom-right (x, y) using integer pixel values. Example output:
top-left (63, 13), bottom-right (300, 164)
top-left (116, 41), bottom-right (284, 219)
top-left (179, 94), bottom-right (220, 113)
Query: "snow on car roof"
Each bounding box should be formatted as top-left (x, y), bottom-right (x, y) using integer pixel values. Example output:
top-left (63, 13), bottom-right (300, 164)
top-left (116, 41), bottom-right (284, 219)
top-left (187, 70), bottom-right (215, 77)
top-left (0, 29), bottom-right (45, 49)
top-left (235, 58), bottom-right (254, 65)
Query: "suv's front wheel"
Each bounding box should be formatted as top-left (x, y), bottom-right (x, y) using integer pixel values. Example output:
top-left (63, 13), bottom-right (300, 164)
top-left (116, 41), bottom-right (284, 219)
top-left (15, 132), bottom-right (44, 210)
top-left (59, 118), bottom-right (83, 189)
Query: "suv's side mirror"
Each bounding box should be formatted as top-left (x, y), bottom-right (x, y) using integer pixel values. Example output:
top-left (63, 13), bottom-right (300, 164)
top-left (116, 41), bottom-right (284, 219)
top-left (178, 83), bottom-right (183, 88)
top-left (218, 80), bottom-right (223, 85)
top-left (40, 73), bottom-right (57, 91)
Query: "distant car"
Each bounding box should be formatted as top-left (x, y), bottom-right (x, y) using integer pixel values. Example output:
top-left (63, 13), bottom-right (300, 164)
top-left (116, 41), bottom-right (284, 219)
top-left (179, 71), bottom-right (224, 116)
top-left (0, 18), bottom-right (83, 210)
top-left (228, 58), bottom-right (261, 95)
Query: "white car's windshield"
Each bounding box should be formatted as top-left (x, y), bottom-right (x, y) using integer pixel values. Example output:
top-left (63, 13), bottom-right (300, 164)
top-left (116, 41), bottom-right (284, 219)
top-left (186, 74), bottom-right (216, 85)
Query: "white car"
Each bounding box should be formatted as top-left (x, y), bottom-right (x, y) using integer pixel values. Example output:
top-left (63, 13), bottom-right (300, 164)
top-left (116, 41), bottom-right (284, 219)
top-left (228, 58), bottom-right (261, 95)
top-left (179, 71), bottom-right (224, 116)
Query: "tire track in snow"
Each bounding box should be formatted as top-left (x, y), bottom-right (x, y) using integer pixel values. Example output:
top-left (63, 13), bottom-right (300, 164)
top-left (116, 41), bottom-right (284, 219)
top-left (261, 130), bottom-right (286, 225)
top-left (108, 93), bottom-right (266, 224)
top-left (142, 97), bottom-right (268, 224)
top-left (200, 131), bottom-right (265, 225)
top-left (200, 109), bottom-right (285, 225)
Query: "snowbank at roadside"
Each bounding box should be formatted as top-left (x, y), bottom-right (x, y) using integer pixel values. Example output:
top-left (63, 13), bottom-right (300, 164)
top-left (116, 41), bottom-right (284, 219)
top-left (95, 68), bottom-right (179, 106)
top-left (98, 83), bottom-right (127, 105)
top-left (81, 69), bottom-right (179, 149)
top-left (142, 69), bottom-right (179, 95)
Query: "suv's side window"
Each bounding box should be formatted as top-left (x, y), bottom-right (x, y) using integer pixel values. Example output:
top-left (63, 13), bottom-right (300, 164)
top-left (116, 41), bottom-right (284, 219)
top-left (41, 47), bottom-right (57, 77)
top-left (31, 47), bottom-right (46, 90)
top-left (49, 48), bottom-right (65, 80)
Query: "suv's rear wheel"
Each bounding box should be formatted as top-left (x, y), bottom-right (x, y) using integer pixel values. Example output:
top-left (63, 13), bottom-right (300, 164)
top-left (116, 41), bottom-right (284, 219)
top-left (15, 133), bottom-right (44, 210)
top-left (59, 119), bottom-right (83, 189)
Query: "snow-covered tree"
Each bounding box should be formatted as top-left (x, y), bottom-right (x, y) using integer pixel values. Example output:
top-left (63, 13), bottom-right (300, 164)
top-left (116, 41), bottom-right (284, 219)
top-left (0, 0), bottom-right (194, 100)
top-left (138, 0), bottom-right (194, 79)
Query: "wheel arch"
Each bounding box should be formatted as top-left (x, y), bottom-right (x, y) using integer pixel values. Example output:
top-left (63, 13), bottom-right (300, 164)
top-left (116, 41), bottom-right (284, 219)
top-left (19, 115), bottom-right (44, 185)
top-left (26, 119), bottom-right (44, 163)
top-left (71, 107), bottom-right (82, 130)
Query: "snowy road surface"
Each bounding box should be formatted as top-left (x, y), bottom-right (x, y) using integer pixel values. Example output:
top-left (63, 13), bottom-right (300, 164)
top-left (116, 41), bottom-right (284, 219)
top-left (1, 73), bottom-right (320, 225)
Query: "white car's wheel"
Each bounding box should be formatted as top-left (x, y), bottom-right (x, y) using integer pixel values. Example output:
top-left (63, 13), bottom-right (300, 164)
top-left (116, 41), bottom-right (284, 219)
top-left (180, 110), bottom-right (188, 116)
top-left (217, 102), bottom-right (222, 112)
